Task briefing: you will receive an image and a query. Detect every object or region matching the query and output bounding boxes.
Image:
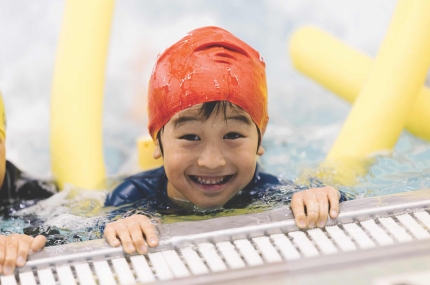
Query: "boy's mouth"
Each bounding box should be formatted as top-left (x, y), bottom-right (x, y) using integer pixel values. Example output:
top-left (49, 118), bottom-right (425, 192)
top-left (189, 175), bottom-right (234, 186)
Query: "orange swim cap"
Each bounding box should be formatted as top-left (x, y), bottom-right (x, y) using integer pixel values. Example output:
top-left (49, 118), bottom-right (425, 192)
top-left (148, 26), bottom-right (268, 140)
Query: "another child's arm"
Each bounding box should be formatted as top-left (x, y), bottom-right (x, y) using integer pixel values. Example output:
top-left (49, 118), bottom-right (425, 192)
top-left (104, 215), bottom-right (159, 254)
top-left (0, 234), bottom-right (46, 275)
top-left (291, 186), bottom-right (340, 229)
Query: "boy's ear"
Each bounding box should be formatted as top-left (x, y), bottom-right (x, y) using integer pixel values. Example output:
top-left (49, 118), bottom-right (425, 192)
top-left (257, 145), bottom-right (265, 156)
top-left (153, 139), bottom-right (162, 159)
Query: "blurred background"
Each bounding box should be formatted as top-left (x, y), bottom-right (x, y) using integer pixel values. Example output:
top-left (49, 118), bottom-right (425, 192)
top-left (2, 1), bottom-right (426, 193)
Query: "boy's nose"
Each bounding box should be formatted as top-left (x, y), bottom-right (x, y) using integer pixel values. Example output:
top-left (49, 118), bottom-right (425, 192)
top-left (197, 145), bottom-right (227, 169)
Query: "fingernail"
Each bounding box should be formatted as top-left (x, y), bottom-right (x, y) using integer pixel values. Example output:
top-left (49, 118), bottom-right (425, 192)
top-left (299, 219), bottom-right (306, 228)
top-left (318, 221), bottom-right (325, 228)
top-left (17, 256), bottom-right (25, 266)
top-left (139, 245), bottom-right (147, 253)
top-left (128, 244), bottom-right (135, 251)
top-left (3, 266), bottom-right (12, 275)
top-left (309, 222), bottom-right (315, 229)
top-left (331, 210), bottom-right (338, 217)
top-left (149, 237), bottom-right (157, 245)
top-left (29, 249), bottom-right (34, 255)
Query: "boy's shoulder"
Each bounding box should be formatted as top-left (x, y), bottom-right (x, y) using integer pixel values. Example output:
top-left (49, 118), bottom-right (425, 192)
top-left (105, 166), bottom-right (167, 207)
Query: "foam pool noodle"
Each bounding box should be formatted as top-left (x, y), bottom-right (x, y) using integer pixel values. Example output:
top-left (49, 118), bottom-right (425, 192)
top-left (0, 91), bottom-right (5, 141)
top-left (288, 27), bottom-right (430, 143)
top-left (291, 0), bottom-right (430, 186)
top-left (137, 136), bottom-right (163, 171)
top-left (50, 0), bottom-right (115, 190)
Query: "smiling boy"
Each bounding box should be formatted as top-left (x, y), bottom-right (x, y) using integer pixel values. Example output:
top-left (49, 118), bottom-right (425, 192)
top-left (104, 26), bottom-right (347, 254)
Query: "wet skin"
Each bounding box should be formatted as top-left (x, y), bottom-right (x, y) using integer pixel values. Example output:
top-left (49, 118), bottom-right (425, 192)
top-left (104, 104), bottom-right (341, 253)
top-left (155, 104), bottom-right (265, 210)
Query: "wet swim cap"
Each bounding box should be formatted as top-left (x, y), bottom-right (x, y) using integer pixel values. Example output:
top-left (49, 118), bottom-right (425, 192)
top-left (148, 26), bottom-right (268, 140)
top-left (0, 91), bottom-right (5, 140)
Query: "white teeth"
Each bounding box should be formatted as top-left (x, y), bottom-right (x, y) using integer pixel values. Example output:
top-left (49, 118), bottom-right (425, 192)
top-left (196, 176), bottom-right (225, 185)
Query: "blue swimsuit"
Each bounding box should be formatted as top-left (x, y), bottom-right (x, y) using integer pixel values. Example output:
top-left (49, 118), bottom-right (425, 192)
top-left (105, 165), bottom-right (351, 216)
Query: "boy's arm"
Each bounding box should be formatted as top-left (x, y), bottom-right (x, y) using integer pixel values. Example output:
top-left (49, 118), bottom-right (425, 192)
top-left (104, 214), bottom-right (159, 254)
top-left (0, 234), bottom-right (46, 275)
top-left (290, 186), bottom-right (341, 229)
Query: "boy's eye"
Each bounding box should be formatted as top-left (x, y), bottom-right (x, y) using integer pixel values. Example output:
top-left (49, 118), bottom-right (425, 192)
top-left (223, 132), bottom-right (243, 140)
top-left (180, 134), bottom-right (200, 141)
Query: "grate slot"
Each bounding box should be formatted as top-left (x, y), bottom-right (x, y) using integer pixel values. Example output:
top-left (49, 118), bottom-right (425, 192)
top-left (74, 262), bottom-right (97, 285)
top-left (1, 275), bottom-right (17, 285)
top-left (130, 255), bottom-right (156, 283)
top-left (325, 225), bottom-right (357, 252)
top-left (360, 219), bottom-right (394, 246)
top-left (270, 234), bottom-right (301, 260)
top-left (288, 231), bottom-right (319, 257)
top-left (252, 236), bottom-right (282, 263)
top-left (396, 214), bottom-right (430, 240)
top-left (414, 211), bottom-right (430, 230)
top-left (37, 268), bottom-right (56, 285)
top-left (93, 260), bottom-right (117, 285)
top-left (307, 228), bottom-right (338, 254)
top-left (56, 265), bottom-right (77, 285)
top-left (180, 246), bottom-right (209, 275)
top-left (198, 243), bottom-right (228, 272)
top-left (378, 217), bottom-right (413, 243)
top-left (148, 251), bottom-right (174, 280)
top-left (342, 223), bottom-right (375, 249)
top-left (162, 250), bottom-right (191, 278)
top-left (234, 239), bottom-right (264, 266)
top-left (19, 271), bottom-right (37, 285)
top-left (216, 241), bottom-right (246, 269)
top-left (111, 257), bottom-right (136, 284)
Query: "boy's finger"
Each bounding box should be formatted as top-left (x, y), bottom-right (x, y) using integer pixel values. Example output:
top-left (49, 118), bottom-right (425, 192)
top-left (30, 235), bottom-right (47, 253)
top-left (316, 192), bottom-right (329, 228)
top-left (127, 222), bottom-right (147, 254)
top-left (328, 188), bottom-right (340, 218)
top-left (116, 227), bottom-right (136, 254)
top-left (140, 218), bottom-right (159, 247)
top-left (4, 236), bottom-right (19, 275)
top-left (103, 226), bottom-right (121, 247)
top-left (16, 236), bottom-right (32, 267)
top-left (0, 236), bottom-right (6, 273)
top-left (304, 192), bottom-right (318, 228)
top-left (291, 194), bottom-right (306, 229)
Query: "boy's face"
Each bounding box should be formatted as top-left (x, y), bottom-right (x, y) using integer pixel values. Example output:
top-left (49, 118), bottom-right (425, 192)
top-left (154, 104), bottom-right (264, 210)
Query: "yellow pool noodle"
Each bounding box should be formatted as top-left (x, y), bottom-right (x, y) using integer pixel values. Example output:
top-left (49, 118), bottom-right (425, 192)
top-left (291, 0), bottom-right (430, 185)
top-left (289, 26), bottom-right (430, 142)
top-left (50, 0), bottom-right (115, 190)
top-left (327, 0), bottom-right (430, 160)
top-left (137, 136), bottom-right (163, 170)
top-left (0, 91), bottom-right (5, 140)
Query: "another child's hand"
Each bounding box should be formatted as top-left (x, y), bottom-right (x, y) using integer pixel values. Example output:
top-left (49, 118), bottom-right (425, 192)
top-left (0, 234), bottom-right (46, 275)
top-left (104, 215), bottom-right (159, 254)
top-left (291, 186), bottom-right (340, 229)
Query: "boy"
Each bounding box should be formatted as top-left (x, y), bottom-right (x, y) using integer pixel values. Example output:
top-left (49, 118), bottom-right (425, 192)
top-left (0, 92), bottom-right (56, 275)
top-left (104, 26), bottom-right (347, 254)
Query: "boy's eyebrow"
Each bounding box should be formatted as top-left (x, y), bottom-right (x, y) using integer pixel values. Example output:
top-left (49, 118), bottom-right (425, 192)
top-left (173, 116), bottom-right (199, 128)
top-left (173, 114), bottom-right (252, 128)
top-left (226, 115), bottom-right (252, 125)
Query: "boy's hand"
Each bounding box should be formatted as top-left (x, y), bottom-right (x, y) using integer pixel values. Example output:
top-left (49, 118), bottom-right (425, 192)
top-left (104, 215), bottom-right (159, 254)
top-left (0, 234), bottom-right (46, 275)
top-left (291, 186), bottom-right (340, 229)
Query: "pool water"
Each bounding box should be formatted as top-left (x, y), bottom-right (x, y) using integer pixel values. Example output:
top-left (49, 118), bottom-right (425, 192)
top-left (1, 121), bottom-right (429, 246)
